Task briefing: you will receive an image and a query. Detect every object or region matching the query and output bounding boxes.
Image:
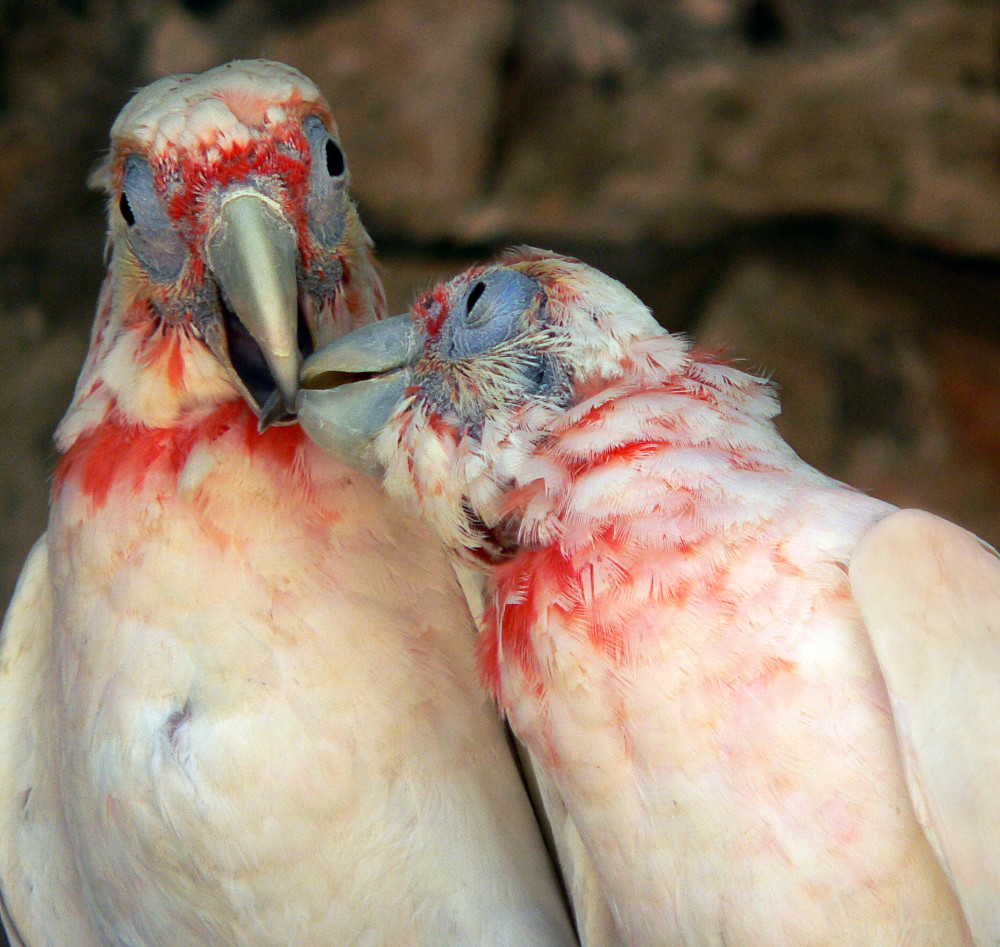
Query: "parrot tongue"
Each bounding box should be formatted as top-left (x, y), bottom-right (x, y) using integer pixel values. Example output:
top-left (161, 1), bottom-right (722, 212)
top-left (293, 313), bottom-right (418, 465)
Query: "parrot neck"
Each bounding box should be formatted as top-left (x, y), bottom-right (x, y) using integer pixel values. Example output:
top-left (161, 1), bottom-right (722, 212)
top-left (470, 343), bottom-right (851, 698)
top-left (52, 400), bottom-right (310, 511)
top-left (518, 349), bottom-right (809, 540)
top-left (56, 272), bottom-right (241, 452)
top-left (413, 339), bottom-right (807, 566)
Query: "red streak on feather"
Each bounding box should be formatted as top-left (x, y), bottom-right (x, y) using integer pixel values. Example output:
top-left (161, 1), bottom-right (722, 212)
top-left (479, 543), bottom-right (579, 700)
top-left (417, 289), bottom-right (448, 341)
top-left (686, 344), bottom-right (733, 365)
top-left (755, 654), bottom-right (797, 683)
top-left (138, 327), bottom-right (186, 392)
top-left (167, 335), bottom-right (185, 391)
top-left (54, 402), bottom-right (308, 509)
top-left (583, 439), bottom-right (661, 469)
top-left (125, 297), bottom-right (157, 330)
top-left (497, 479), bottom-right (546, 519)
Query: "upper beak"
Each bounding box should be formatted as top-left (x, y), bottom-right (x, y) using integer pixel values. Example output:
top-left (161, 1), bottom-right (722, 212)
top-left (296, 313), bottom-right (419, 469)
top-left (206, 192), bottom-right (301, 412)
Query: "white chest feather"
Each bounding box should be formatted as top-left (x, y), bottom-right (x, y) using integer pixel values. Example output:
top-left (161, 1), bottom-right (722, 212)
top-left (26, 442), bottom-right (573, 947)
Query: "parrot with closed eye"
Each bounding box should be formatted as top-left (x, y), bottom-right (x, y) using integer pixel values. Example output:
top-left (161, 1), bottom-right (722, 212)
top-left (0, 66), bottom-right (578, 947)
top-left (298, 247), bottom-right (1000, 946)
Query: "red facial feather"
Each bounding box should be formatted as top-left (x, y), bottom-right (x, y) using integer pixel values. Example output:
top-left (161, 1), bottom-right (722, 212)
top-left (416, 289), bottom-right (448, 341)
top-left (416, 264), bottom-right (493, 342)
top-left (164, 133), bottom-right (311, 235)
top-left (137, 328), bottom-right (187, 392)
top-left (166, 335), bottom-right (185, 391)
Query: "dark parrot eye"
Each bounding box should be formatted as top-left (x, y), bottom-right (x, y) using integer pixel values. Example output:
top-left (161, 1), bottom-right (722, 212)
top-left (324, 138), bottom-right (345, 177)
top-left (304, 115), bottom-right (347, 247)
top-left (120, 154), bottom-right (188, 281)
top-left (449, 269), bottom-right (540, 359)
top-left (119, 192), bottom-right (136, 226)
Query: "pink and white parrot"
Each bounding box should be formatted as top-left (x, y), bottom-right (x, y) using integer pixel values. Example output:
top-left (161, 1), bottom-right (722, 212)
top-left (298, 248), bottom-right (1000, 946)
top-left (0, 66), bottom-right (579, 946)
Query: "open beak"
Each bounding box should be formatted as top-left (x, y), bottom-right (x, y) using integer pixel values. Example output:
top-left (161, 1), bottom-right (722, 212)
top-left (296, 313), bottom-right (418, 469)
top-left (205, 192), bottom-right (302, 418)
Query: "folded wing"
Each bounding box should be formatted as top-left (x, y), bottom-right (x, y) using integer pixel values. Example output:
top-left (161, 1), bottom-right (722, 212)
top-left (0, 537), bottom-right (102, 946)
top-left (850, 508), bottom-right (1000, 945)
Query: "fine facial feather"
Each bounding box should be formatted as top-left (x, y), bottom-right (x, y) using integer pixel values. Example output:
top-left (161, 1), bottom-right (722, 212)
top-left (298, 248), bottom-right (995, 945)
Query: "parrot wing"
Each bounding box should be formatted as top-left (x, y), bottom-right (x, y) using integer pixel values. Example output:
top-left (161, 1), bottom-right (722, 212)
top-left (0, 536), bottom-right (101, 947)
top-left (520, 749), bottom-right (626, 947)
top-left (451, 560), bottom-right (622, 947)
top-left (850, 508), bottom-right (1000, 946)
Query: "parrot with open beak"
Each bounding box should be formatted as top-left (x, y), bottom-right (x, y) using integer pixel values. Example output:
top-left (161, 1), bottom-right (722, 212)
top-left (0, 67), bottom-right (578, 946)
top-left (298, 248), bottom-right (1000, 946)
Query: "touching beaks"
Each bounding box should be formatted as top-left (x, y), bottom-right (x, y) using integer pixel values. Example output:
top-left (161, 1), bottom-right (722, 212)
top-left (301, 313), bottom-right (419, 378)
top-left (295, 313), bottom-right (418, 468)
top-left (206, 192), bottom-right (301, 414)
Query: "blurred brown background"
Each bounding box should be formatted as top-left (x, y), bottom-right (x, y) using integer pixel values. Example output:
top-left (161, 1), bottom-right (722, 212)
top-left (2, 0), bottom-right (1000, 626)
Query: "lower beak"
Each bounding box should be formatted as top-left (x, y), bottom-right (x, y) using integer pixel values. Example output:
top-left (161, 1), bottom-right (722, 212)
top-left (205, 192), bottom-right (301, 412)
top-left (296, 313), bottom-right (417, 469)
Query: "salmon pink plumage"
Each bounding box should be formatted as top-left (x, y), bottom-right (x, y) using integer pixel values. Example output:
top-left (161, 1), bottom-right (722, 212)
top-left (299, 248), bottom-right (1000, 946)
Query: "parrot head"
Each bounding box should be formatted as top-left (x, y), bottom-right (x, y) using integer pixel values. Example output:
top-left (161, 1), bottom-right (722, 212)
top-left (59, 59), bottom-right (384, 448)
top-left (297, 249), bottom-right (682, 559)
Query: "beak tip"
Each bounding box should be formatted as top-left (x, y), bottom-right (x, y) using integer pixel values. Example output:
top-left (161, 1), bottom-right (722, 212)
top-left (257, 388), bottom-right (294, 432)
top-left (272, 355), bottom-right (302, 414)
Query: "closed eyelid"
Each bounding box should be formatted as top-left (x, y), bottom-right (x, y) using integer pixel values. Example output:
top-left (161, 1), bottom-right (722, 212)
top-left (447, 271), bottom-right (539, 359)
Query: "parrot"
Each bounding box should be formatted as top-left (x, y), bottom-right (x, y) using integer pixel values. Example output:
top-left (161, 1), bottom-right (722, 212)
top-left (0, 64), bottom-right (580, 947)
top-left (297, 247), bottom-right (1000, 946)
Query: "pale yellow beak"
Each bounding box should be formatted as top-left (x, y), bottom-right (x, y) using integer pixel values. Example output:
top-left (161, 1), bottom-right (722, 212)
top-left (206, 192), bottom-right (301, 412)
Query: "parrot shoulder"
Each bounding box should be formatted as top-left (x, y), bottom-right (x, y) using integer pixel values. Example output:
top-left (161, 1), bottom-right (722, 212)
top-left (849, 508), bottom-right (1000, 946)
top-left (0, 535), bottom-right (100, 947)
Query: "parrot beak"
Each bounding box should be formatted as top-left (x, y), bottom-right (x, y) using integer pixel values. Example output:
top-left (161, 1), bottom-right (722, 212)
top-left (205, 192), bottom-right (302, 416)
top-left (296, 313), bottom-right (418, 469)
